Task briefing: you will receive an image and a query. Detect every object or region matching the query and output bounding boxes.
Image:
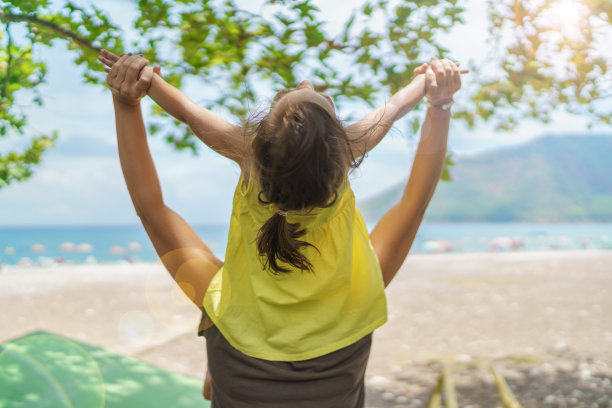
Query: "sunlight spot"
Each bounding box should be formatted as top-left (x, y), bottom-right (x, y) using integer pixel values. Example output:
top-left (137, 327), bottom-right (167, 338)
top-left (117, 310), bottom-right (154, 345)
top-left (548, 0), bottom-right (589, 34)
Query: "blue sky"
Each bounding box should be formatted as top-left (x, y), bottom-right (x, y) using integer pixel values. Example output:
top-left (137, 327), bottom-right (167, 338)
top-left (0, 0), bottom-right (609, 226)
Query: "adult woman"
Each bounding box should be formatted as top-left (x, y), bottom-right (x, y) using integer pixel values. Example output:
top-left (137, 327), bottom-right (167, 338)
top-left (101, 50), bottom-right (464, 407)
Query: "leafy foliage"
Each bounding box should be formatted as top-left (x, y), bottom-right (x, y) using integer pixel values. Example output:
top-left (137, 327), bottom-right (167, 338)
top-left (456, 0), bottom-right (612, 131)
top-left (0, 0), bottom-right (121, 187)
top-left (0, 0), bottom-right (610, 189)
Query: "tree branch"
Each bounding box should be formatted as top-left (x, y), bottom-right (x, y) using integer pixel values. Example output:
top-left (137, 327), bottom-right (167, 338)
top-left (0, 22), bottom-right (13, 107)
top-left (0, 10), bottom-right (100, 52)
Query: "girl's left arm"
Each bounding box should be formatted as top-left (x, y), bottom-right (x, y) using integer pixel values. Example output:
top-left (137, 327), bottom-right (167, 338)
top-left (345, 74), bottom-right (426, 157)
top-left (347, 62), bottom-right (468, 157)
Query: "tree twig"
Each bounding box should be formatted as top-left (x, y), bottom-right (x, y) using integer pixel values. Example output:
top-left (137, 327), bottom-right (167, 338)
top-left (0, 10), bottom-right (100, 52)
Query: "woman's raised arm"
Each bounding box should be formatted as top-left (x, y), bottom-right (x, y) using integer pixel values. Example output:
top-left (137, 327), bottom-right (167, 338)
top-left (369, 58), bottom-right (463, 287)
top-left (106, 54), bottom-right (222, 308)
top-left (107, 55), bottom-right (164, 212)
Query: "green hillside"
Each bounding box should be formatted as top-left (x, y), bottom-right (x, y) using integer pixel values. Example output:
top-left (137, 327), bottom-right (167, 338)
top-left (358, 134), bottom-right (612, 222)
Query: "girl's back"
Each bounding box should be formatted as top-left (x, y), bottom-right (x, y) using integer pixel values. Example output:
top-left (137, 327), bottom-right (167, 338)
top-left (200, 172), bottom-right (387, 361)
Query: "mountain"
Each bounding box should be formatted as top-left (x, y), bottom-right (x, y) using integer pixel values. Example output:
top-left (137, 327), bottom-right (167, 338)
top-left (358, 134), bottom-right (612, 222)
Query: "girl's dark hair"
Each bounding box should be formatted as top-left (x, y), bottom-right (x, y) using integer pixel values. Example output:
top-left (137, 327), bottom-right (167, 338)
top-left (252, 101), bottom-right (360, 274)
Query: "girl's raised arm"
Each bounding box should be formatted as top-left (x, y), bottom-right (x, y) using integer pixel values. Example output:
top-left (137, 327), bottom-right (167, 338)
top-left (345, 73), bottom-right (426, 157)
top-left (346, 61), bottom-right (467, 158)
top-left (99, 49), bottom-right (248, 168)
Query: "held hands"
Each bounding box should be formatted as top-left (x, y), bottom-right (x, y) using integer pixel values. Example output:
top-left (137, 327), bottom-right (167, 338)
top-left (413, 58), bottom-right (468, 105)
top-left (99, 50), bottom-right (161, 106)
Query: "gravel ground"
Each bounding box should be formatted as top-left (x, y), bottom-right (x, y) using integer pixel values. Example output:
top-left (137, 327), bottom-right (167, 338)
top-left (365, 250), bottom-right (612, 408)
top-left (1, 250), bottom-right (611, 407)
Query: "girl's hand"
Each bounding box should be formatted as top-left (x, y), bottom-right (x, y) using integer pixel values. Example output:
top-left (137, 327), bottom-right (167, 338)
top-left (413, 63), bottom-right (429, 76)
top-left (99, 49), bottom-right (162, 78)
top-left (425, 57), bottom-right (465, 104)
top-left (413, 61), bottom-right (467, 77)
top-left (105, 54), bottom-right (154, 106)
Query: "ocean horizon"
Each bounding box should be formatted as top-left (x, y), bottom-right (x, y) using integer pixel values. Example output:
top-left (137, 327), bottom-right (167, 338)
top-left (1, 222), bottom-right (611, 267)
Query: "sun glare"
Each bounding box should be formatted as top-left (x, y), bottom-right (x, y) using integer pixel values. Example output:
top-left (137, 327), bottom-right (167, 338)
top-left (549, 0), bottom-right (588, 30)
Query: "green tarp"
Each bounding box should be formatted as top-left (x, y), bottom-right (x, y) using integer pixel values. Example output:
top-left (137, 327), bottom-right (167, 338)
top-left (0, 331), bottom-right (210, 408)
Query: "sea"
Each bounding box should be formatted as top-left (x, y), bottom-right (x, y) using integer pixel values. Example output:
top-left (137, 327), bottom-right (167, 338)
top-left (1, 223), bottom-right (611, 266)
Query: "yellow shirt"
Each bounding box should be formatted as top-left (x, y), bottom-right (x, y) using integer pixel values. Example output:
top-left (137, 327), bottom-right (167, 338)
top-left (203, 173), bottom-right (387, 361)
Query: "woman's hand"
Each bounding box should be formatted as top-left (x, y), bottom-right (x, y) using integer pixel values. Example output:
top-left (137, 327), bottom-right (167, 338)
top-left (105, 54), bottom-right (154, 106)
top-left (424, 57), bottom-right (464, 104)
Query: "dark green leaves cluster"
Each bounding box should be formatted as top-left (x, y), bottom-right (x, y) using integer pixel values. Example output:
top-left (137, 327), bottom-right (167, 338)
top-left (0, 0), bottom-right (121, 187)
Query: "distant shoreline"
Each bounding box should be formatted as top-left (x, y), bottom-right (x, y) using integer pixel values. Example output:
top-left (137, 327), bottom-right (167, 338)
top-left (2, 222), bottom-right (610, 266)
top-left (2, 248), bottom-right (610, 271)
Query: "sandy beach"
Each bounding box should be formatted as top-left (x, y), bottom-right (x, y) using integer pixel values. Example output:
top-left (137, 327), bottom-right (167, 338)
top-left (1, 250), bottom-right (611, 407)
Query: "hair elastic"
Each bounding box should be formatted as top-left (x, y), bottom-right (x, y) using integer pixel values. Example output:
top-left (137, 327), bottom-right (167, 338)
top-left (277, 210), bottom-right (288, 217)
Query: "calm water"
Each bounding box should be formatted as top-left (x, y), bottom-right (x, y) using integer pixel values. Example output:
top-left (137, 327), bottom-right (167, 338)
top-left (1, 223), bottom-right (611, 266)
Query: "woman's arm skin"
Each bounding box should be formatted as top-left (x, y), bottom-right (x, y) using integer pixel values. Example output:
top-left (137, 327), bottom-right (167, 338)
top-left (106, 53), bottom-right (222, 308)
top-left (99, 49), bottom-right (247, 167)
top-left (346, 62), bottom-right (468, 158)
top-left (369, 58), bottom-right (462, 287)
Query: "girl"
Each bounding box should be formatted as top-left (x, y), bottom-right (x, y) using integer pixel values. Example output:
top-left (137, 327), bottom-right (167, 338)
top-left (100, 49), bottom-right (464, 407)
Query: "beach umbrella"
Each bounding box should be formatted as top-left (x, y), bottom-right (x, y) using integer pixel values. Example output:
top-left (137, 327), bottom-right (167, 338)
top-left (18, 257), bottom-right (33, 267)
top-left (4, 247), bottom-right (15, 255)
top-left (76, 243), bottom-right (94, 253)
top-left (59, 242), bottom-right (76, 252)
top-left (30, 243), bottom-right (45, 253)
top-left (127, 242), bottom-right (142, 251)
top-left (108, 245), bottom-right (125, 255)
top-left (489, 237), bottom-right (512, 251)
top-left (510, 237), bottom-right (525, 250)
top-left (438, 240), bottom-right (454, 252)
top-left (423, 240), bottom-right (454, 253)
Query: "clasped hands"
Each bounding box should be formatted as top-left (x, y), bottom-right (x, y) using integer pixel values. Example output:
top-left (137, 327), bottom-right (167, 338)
top-left (413, 58), bottom-right (468, 106)
top-left (99, 50), bottom-right (160, 106)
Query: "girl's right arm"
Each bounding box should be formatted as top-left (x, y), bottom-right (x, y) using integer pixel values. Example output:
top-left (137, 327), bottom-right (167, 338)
top-left (146, 74), bottom-right (248, 165)
top-left (99, 49), bottom-right (247, 167)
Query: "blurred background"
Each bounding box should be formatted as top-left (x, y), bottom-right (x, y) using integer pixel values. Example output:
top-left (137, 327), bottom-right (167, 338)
top-left (0, 0), bottom-right (610, 266)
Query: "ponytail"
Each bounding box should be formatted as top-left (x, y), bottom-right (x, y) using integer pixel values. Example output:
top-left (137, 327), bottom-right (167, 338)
top-left (256, 213), bottom-right (317, 274)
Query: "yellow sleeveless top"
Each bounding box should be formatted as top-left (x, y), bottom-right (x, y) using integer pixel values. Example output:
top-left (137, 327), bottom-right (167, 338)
top-left (202, 173), bottom-right (387, 361)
